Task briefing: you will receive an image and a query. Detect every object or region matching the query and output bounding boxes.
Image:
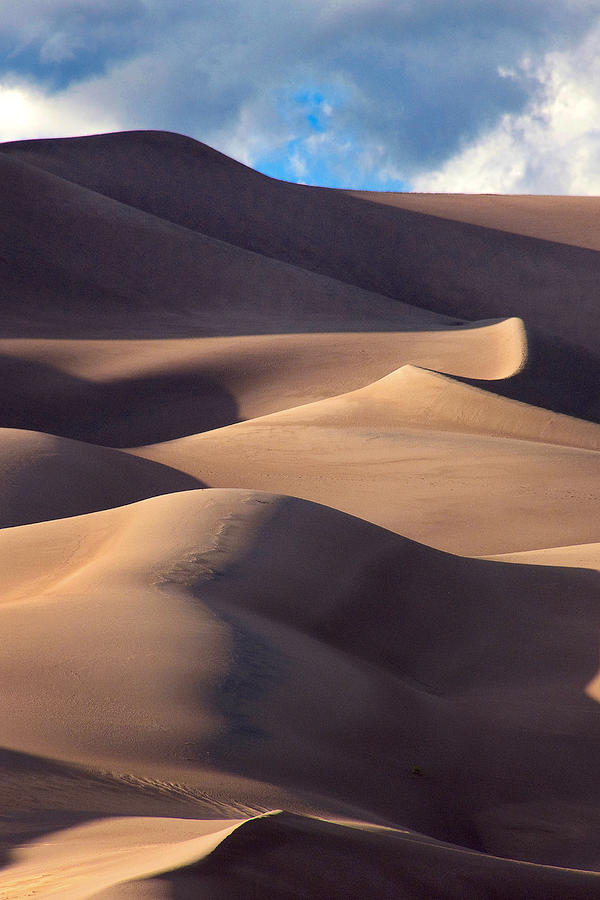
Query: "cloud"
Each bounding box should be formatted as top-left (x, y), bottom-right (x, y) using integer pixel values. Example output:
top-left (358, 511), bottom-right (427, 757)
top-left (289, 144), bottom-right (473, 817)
top-left (0, 1), bottom-right (149, 89)
top-left (0, 1), bottom-right (599, 192)
top-left (0, 77), bottom-right (121, 142)
top-left (412, 21), bottom-right (600, 193)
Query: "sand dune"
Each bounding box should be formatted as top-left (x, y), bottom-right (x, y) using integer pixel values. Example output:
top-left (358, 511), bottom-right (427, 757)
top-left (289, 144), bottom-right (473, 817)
top-left (2, 129), bottom-right (600, 897)
top-left (0, 150), bottom-right (446, 338)
top-left (3, 129), bottom-right (600, 351)
top-left (133, 370), bottom-right (600, 555)
top-left (240, 361), bottom-right (600, 449)
top-left (2, 489), bottom-right (600, 873)
top-left (458, 323), bottom-right (600, 424)
top-left (490, 541), bottom-right (600, 570)
top-left (94, 812), bottom-right (600, 900)
top-left (0, 317), bottom-right (526, 444)
top-left (0, 427), bottom-right (200, 528)
top-left (348, 190), bottom-right (600, 251)
top-left (0, 815), bottom-right (248, 900)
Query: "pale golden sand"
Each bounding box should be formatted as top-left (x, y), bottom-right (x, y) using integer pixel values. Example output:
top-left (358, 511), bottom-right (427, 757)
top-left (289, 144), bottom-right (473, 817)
top-left (0, 130), bottom-right (599, 897)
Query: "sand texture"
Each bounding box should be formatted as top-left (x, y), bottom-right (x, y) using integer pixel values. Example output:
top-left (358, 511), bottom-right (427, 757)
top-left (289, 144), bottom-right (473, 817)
top-left (1, 130), bottom-right (599, 898)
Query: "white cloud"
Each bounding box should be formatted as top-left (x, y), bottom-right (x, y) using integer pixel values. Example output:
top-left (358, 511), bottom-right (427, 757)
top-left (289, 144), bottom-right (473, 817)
top-left (0, 78), bottom-right (121, 142)
top-left (412, 22), bottom-right (600, 194)
top-left (289, 149), bottom-right (308, 180)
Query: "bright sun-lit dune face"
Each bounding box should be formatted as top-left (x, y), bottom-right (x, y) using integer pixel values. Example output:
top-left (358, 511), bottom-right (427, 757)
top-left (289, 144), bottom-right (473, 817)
top-left (1, 130), bottom-right (600, 899)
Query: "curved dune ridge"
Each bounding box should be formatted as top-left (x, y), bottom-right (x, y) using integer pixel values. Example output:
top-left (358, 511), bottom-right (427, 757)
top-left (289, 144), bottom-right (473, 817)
top-left (0, 317), bottom-right (527, 445)
top-left (1, 130), bottom-right (600, 898)
top-left (132, 365), bottom-right (600, 556)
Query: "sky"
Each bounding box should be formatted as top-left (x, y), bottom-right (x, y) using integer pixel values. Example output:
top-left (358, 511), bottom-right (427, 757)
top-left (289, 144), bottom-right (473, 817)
top-left (1, 1), bottom-right (600, 193)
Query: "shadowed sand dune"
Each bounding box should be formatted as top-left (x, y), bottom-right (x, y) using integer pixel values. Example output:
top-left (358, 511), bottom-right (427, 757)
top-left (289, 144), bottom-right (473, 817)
top-left (1, 129), bottom-right (600, 897)
top-left (0, 150), bottom-right (448, 338)
top-left (3, 129), bottom-right (600, 351)
top-left (93, 812), bottom-right (600, 900)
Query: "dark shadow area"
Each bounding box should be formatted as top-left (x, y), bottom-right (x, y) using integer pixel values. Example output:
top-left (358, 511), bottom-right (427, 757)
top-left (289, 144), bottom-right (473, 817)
top-left (457, 325), bottom-right (600, 425)
top-left (0, 149), bottom-right (446, 342)
top-left (0, 354), bottom-right (241, 446)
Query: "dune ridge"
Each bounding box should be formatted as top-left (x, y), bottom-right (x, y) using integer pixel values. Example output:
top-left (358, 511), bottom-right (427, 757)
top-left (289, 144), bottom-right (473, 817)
top-left (222, 360), bottom-right (600, 450)
top-left (1, 129), bottom-right (600, 898)
top-left (0, 316), bottom-right (527, 445)
top-left (131, 367), bottom-right (600, 555)
top-left (3, 129), bottom-right (600, 351)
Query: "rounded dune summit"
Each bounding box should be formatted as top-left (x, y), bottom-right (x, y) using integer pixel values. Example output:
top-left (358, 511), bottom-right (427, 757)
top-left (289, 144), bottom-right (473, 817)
top-left (0, 427), bottom-right (201, 528)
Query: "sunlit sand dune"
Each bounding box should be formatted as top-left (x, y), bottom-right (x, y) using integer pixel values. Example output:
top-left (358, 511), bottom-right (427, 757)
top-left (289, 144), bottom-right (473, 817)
top-left (1, 129), bottom-right (600, 897)
top-left (2, 490), bottom-right (600, 876)
top-left (489, 541), bottom-right (600, 570)
top-left (0, 317), bottom-right (526, 444)
top-left (0, 816), bottom-right (248, 900)
top-left (133, 371), bottom-right (600, 555)
top-left (0, 427), bottom-right (200, 528)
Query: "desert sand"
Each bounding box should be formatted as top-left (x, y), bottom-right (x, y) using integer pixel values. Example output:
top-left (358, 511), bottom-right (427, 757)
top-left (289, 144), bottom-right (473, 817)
top-left (0, 130), bottom-right (599, 898)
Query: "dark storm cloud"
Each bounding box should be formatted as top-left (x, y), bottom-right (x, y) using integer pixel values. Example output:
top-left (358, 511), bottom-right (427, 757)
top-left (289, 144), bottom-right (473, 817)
top-left (0, 1), bottom-right (149, 87)
top-left (298, 0), bottom-right (596, 168)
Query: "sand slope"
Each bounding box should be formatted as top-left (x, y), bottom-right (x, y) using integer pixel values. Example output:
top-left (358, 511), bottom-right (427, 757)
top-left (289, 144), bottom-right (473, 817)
top-left (348, 190), bottom-right (600, 251)
top-left (1, 129), bottom-right (600, 898)
top-left (133, 369), bottom-right (600, 555)
top-left (3, 129), bottom-right (600, 351)
top-left (0, 150), bottom-right (446, 338)
top-left (93, 812), bottom-right (600, 900)
top-left (0, 428), bottom-right (201, 528)
top-left (0, 317), bottom-right (528, 445)
top-left (0, 816), bottom-right (248, 900)
top-left (2, 490), bottom-right (600, 873)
